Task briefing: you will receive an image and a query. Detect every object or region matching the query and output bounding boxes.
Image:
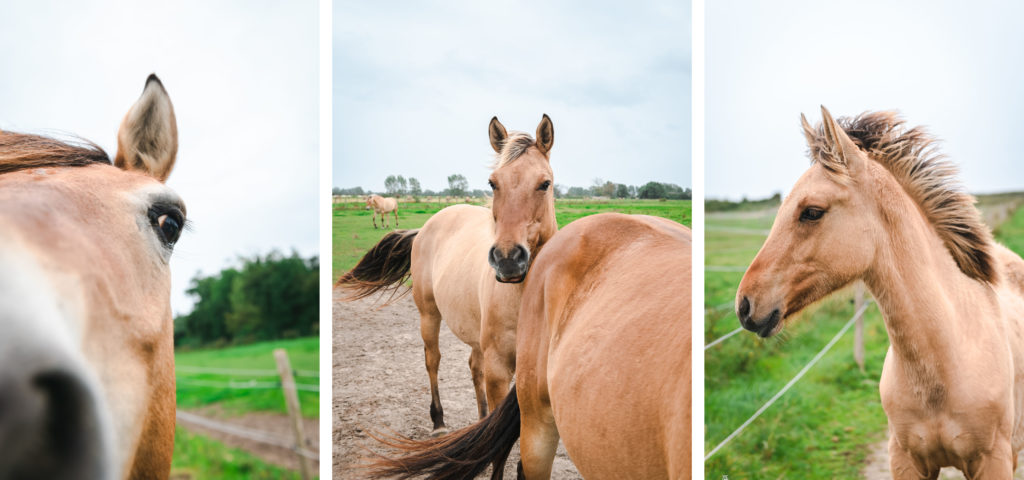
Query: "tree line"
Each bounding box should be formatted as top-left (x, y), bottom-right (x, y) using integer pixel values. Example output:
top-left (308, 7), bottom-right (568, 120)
top-left (334, 174), bottom-right (691, 200)
top-left (174, 251), bottom-right (319, 349)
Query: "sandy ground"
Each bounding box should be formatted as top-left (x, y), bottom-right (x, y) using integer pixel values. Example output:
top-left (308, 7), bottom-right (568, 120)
top-left (333, 289), bottom-right (582, 479)
top-left (176, 408), bottom-right (320, 472)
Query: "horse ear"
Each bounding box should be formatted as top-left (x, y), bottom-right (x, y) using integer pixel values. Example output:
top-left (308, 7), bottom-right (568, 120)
top-left (115, 74), bottom-right (178, 183)
top-left (819, 105), bottom-right (863, 176)
top-left (800, 113), bottom-right (816, 148)
top-left (535, 114), bottom-right (554, 156)
top-left (489, 117), bottom-right (508, 153)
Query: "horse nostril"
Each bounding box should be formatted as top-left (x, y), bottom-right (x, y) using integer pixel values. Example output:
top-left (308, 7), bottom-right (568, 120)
top-left (510, 245), bottom-right (527, 262)
top-left (488, 246), bottom-right (500, 265)
top-left (738, 296), bottom-right (751, 319)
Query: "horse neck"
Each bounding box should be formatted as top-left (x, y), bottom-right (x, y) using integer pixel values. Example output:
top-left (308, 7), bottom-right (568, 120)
top-left (862, 184), bottom-right (995, 388)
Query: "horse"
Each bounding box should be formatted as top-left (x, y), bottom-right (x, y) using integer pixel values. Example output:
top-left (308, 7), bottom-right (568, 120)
top-left (363, 213), bottom-right (692, 480)
top-left (366, 194), bottom-right (400, 229)
top-left (0, 74), bottom-right (183, 479)
top-left (736, 107), bottom-right (1024, 479)
top-left (337, 114), bottom-right (558, 435)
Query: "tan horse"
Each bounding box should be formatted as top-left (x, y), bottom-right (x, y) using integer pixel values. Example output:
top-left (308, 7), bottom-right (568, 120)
top-left (364, 213), bottom-right (692, 479)
top-left (737, 107), bottom-right (1024, 479)
top-left (338, 115), bottom-right (557, 434)
top-left (0, 75), bottom-right (182, 479)
top-left (366, 194), bottom-right (399, 229)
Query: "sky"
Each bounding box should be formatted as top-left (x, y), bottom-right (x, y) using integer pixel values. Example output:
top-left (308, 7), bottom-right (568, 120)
top-left (334, 0), bottom-right (692, 194)
top-left (707, 0), bottom-right (1024, 200)
top-left (0, 1), bottom-right (319, 315)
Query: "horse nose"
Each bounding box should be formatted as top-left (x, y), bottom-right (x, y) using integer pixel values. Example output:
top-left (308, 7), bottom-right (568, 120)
top-left (0, 356), bottom-right (109, 479)
top-left (737, 296), bottom-right (751, 320)
top-left (488, 245), bottom-right (530, 282)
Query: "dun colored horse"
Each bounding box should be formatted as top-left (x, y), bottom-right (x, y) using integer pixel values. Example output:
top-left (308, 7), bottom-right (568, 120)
top-left (338, 115), bottom-right (558, 434)
top-left (365, 213), bottom-right (692, 479)
top-left (737, 107), bottom-right (1024, 479)
top-left (0, 75), bottom-right (183, 479)
top-left (366, 194), bottom-right (399, 229)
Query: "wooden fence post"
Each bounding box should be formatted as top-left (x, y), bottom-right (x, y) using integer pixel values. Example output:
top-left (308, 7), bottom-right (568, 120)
top-left (274, 348), bottom-right (311, 480)
top-left (854, 282), bottom-right (866, 372)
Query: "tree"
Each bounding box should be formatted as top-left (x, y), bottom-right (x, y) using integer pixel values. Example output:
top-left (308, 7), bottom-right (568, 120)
top-left (447, 174), bottom-right (469, 196)
top-left (408, 177), bottom-right (422, 196)
top-left (638, 181), bottom-right (668, 199)
top-left (553, 183), bottom-right (566, 199)
top-left (384, 175), bottom-right (400, 195)
top-left (615, 183), bottom-right (630, 198)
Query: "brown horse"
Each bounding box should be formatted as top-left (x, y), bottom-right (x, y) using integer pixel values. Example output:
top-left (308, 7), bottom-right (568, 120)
top-left (0, 75), bottom-right (182, 479)
top-left (338, 115), bottom-right (558, 434)
top-left (363, 213), bottom-right (692, 479)
top-left (366, 194), bottom-right (399, 229)
top-left (737, 107), bottom-right (1024, 479)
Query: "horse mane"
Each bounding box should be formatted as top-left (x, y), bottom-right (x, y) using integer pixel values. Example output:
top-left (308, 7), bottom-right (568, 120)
top-left (806, 111), bottom-right (996, 283)
top-left (491, 131), bottom-right (536, 170)
top-left (0, 131), bottom-right (111, 175)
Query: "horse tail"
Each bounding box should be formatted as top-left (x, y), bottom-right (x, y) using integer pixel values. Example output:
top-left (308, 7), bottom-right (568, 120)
top-left (336, 229), bottom-right (418, 301)
top-left (364, 386), bottom-right (521, 480)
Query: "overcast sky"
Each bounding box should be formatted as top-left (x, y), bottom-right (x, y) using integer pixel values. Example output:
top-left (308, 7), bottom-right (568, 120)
top-left (0, 1), bottom-right (318, 315)
top-left (707, 0), bottom-right (1024, 200)
top-left (334, 0), bottom-right (691, 193)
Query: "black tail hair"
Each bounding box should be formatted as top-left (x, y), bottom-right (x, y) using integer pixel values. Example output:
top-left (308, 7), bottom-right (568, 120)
top-left (336, 229), bottom-right (418, 302)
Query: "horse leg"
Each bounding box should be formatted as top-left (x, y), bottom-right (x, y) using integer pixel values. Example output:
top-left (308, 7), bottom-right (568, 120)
top-left (888, 436), bottom-right (938, 480)
top-left (420, 308), bottom-right (447, 435)
top-left (483, 347), bottom-right (514, 415)
top-left (962, 441), bottom-right (1014, 480)
top-left (372, 211), bottom-right (378, 229)
top-left (468, 346), bottom-right (488, 418)
top-left (519, 400), bottom-right (558, 480)
top-left (393, 210), bottom-right (399, 228)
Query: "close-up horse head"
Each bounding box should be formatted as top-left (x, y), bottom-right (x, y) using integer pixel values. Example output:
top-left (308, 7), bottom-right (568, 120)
top-left (736, 106), bottom-right (993, 338)
top-left (486, 114), bottom-right (557, 283)
top-left (0, 74), bottom-right (183, 479)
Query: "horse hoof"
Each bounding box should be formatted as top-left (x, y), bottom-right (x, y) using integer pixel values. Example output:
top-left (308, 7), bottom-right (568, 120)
top-left (430, 427), bottom-right (449, 437)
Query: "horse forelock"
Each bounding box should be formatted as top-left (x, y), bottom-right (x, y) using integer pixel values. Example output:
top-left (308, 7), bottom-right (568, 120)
top-left (806, 111), bottom-right (996, 283)
top-left (0, 131), bottom-right (112, 175)
top-left (491, 131), bottom-right (536, 170)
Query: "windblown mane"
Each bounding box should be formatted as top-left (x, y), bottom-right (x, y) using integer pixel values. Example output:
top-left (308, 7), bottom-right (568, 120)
top-left (807, 111), bottom-right (996, 283)
top-left (491, 131), bottom-right (536, 170)
top-left (0, 131), bottom-right (111, 175)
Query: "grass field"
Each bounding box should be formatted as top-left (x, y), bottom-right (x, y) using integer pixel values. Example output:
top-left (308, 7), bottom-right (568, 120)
top-left (332, 198), bottom-right (692, 278)
top-left (705, 197), bottom-right (1024, 479)
top-left (171, 337), bottom-right (319, 479)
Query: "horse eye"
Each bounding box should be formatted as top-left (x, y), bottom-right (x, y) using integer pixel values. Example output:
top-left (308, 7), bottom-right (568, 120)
top-left (538, 180), bottom-right (551, 191)
top-left (488, 180), bottom-right (497, 190)
top-left (799, 207), bottom-right (825, 222)
top-left (149, 206), bottom-right (184, 247)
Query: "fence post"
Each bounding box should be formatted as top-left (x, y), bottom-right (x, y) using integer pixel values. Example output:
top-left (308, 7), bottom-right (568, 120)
top-left (853, 282), bottom-right (866, 372)
top-left (274, 348), bottom-right (311, 480)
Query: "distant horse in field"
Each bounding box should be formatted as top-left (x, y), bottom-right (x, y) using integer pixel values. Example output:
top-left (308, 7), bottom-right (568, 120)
top-left (737, 107), bottom-right (1024, 479)
top-left (0, 75), bottom-right (183, 479)
top-left (365, 213), bottom-right (692, 479)
top-left (366, 194), bottom-right (399, 229)
top-left (338, 115), bottom-right (558, 434)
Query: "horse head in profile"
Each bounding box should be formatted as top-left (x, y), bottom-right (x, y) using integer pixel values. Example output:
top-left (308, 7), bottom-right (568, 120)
top-left (0, 74), bottom-right (184, 479)
top-left (486, 114), bottom-right (557, 283)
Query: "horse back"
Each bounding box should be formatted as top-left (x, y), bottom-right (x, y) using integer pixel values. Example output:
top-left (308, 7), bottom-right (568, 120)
top-left (520, 213), bottom-right (692, 479)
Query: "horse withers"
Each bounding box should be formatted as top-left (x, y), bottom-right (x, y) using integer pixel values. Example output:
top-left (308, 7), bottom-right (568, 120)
top-left (737, 107), bottom-right (1024, 479)
top-left (0, 75), bottom-right (183, 479)
top-left (337, 114), bottom-right (558, 435)
top-left (364, 213), bottom-right (692, 480)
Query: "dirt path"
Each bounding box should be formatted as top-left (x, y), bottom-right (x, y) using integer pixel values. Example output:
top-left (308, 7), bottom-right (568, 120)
top-left (333, 289), bottom-right (582, 479)
top-left (176, 407), bottom-right (319, 472)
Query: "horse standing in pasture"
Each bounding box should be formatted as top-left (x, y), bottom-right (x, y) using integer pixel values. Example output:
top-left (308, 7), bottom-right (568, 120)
top-left (0, 75), bottom-right (183, 479)
top-left (366, 194), bottom-right (400, 229)
top-left (338, 115), bottom-right (558, 435)
top-left (365, 213), bottom-right (692, 480)
top-left (737, 107), bottom-right (1024, 479)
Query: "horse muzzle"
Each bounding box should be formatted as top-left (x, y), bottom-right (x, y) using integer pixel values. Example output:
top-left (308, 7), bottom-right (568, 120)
top-left (737, 296), bottom-right (783, 338)
top-left (488, 244), bottom-right (530, 283)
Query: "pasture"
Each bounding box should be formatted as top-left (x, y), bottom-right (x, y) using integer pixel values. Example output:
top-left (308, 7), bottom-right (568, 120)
top-left (332, 197), bottom-right (692, 278)
top-left (172, 337), bottom-right (319, 479)
top-left (704, 194), bottom-right (1024, 479)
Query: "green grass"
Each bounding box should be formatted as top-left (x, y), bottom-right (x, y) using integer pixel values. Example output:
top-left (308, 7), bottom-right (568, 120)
top-left (332, 198), bottom-right (691, 278)
top-left (175, 337), bottom-right (319, 418)
top-left (994, 201), bottom-right (1024, 254)
top-left (171, 427), bottom-right (314, 479)
top-left (704, 208), bottom-right (889, 478)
